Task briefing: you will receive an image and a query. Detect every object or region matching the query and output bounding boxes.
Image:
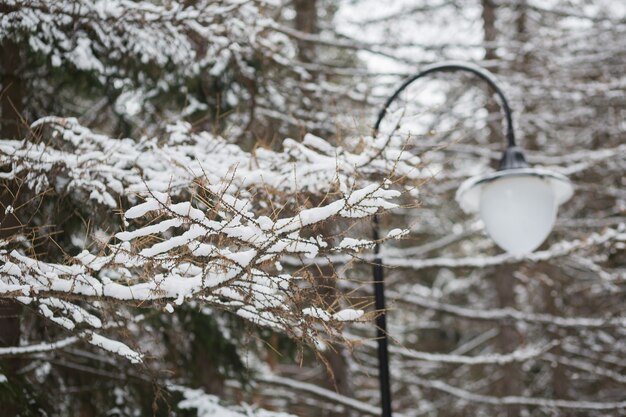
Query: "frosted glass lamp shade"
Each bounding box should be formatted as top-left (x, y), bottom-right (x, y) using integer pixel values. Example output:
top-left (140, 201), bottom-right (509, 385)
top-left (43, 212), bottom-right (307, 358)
top-left (480, 176), bottom-right (555, 255)
top-left (456, 168), bottom-right (574, 256)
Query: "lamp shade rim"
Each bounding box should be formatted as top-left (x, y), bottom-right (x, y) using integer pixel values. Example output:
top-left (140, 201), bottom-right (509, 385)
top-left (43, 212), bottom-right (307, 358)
top-left (456, 167), bottom-right (574, 213)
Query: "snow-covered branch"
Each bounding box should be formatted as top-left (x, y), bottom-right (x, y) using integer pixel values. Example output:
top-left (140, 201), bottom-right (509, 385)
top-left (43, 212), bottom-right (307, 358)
top-left (0, 116), bottom-right (414, 362)
top-left (395, 292), bottom-right (626, 329)
top-left (407, 376), bottom-right (626, 410)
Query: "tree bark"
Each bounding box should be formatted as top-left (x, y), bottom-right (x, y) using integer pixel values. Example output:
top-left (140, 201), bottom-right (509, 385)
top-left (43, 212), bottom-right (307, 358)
top-left (481, 0), bottom-right (504, 163)
top-left (481, 0), bottom-right (497, 62)
top-left (293, 0), bottom-right (318, 64)
top-left (482, 5), bottom-right (523, 415)
top-left (0, 27), bottom-right (25, 417)
top-left (539, 265), bottom-right (570, 402)
top-left (493, 265), bottom-right (523, 417)
top-left (319, 263), bottom-right (354, 417)
top-left (313, 213), bottom-right (353, 417)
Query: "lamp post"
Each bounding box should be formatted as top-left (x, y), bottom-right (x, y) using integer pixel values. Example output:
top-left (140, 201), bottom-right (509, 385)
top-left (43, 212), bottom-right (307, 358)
top-left (371, 61), bottom-right (573, 417)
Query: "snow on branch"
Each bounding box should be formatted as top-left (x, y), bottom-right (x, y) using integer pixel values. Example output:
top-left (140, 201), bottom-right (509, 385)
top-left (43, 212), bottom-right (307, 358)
top-left (0, 0), bottom-right (267, 79)
top-left (0, 117), bottom-right (414, 361)
top-left (0, 328), bottom-right (140, 364)
top-left (396, 292), bottom-right (626, 329)
top-left (0, 0), bottom-right (373, 134)
top-left (382, 226), bottom-right (624, 268)
top-left (384, 339), bottom-right (558, 366)
top-left (283, 225), bottom-right (623, 269)
top-left (257, 374), bottom-right (391, 417)
top-left (0, 117), bottom-right (420, 205)
top-left (173, 385), bottom-right (297, 417)
top-left (408, 375), bottom-right (626, 410)
top-left (0, 335), bottom-right (79, 357)
top-left (543, 353), bottom-right (626, 384)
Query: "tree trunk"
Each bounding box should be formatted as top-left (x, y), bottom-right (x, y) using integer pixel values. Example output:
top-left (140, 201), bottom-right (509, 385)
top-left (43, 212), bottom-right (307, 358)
top-left (481, 0), bottom-right (504, 163)
top-left (292, 0), bottom-right (321, 139)
top-left (482, 6), bottom-right (523, 415)
top-left (539, 265), bottom-right (570, 401)
top-left (293, 0), bottom-right (318, 64)
top-left (481, 0), bottom-right (497, 62)
top-left (319, 264), bottom-right (354, 417)
top-left (313, 214), bottom-right (354, 416)
top-left (493, 265), bottom-right (523, 417)
top-left (0, 27), bottom-right (25, 417)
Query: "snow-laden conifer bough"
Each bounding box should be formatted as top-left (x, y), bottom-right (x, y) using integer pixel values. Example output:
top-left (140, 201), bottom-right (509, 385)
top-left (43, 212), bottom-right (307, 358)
top-left (0, 116), bottom-right (416, 365)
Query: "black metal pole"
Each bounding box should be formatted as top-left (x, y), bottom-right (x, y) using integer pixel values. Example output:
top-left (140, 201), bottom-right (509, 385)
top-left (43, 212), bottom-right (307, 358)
top-left (371, 61), bottom-right (517, 417)
top-left (372, 213), bottom-right (392, 417)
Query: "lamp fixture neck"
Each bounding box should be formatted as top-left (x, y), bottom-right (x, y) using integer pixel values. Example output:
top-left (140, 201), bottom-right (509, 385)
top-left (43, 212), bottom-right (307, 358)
top-left (498, 146), bottom-right (529, 170)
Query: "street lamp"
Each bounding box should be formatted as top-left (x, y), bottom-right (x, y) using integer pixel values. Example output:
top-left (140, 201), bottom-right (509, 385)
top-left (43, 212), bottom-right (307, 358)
top-left (371, 61), bottom-right (573, 417)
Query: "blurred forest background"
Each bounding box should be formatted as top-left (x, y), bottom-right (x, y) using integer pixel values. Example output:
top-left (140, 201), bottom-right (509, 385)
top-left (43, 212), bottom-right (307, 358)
top-left (1, 0), bottom-right (625, 416)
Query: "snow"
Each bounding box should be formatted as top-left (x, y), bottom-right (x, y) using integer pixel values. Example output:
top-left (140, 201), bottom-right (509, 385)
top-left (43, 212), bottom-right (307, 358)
top-left (0, 117), bottom-right (421, 212)
top-left (332, 309), bottom-right (364, 321)
top-left (0, 336), bottom-right (79, 356)
top-left (67, 37), bottom-right (104, 73)
top-left (410, 375), bottom-right (626, 410)
top-left (397, 291), bottom-right (626, 329)
top-left (338, 237), bottom-right (373, 250)
top-left (39, 297), bottom-right (102, 328)
top-left (258, 374), bottom-right (388, 416)
top-left (124, 196), bottom-right (165, 219)
top-left (39, 304), bottom-right (75, 330)
top-left (386, 228), bottom-right (408, 239)
top-left (303, 307), bottom-right (331, 321)
top-left (88, 333), bottom-right (142, 364)
top-left (175, 386), bottom-right (297, 417)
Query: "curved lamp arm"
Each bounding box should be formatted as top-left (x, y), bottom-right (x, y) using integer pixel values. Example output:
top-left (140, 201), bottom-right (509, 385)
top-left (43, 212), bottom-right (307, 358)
top-left (373, 60), bottom-right (516, 147)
